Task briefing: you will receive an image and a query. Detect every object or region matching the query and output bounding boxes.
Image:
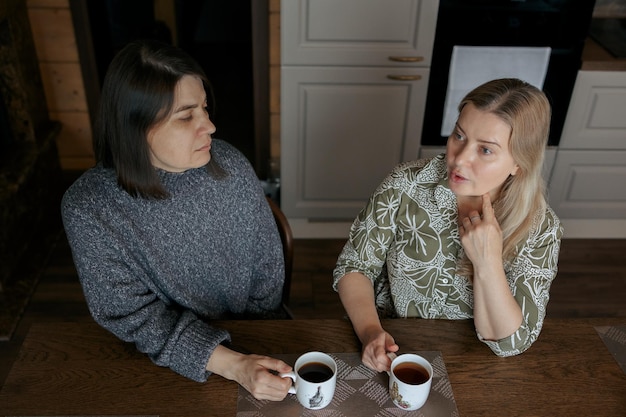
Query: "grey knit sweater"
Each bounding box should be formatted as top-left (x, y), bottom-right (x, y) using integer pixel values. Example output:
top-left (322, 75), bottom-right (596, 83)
top-left (61, 139), bottom-right (285, 382)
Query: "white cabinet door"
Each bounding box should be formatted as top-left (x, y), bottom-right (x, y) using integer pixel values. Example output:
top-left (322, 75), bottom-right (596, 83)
top-left (281, 0), bottom-right (438, 66)
top-left (559, 71), bottom-right (626, 150)
top-left (281, 66), bottom-right (429, 218)
top-left (548, 150), bottom-right (626, 219)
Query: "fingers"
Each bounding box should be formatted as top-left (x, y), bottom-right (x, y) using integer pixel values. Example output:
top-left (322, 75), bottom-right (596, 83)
top-left (243, 356), bottom-right (294, 401)
top-left (258, 357), bottom-right (292, 374)
top-left (482, 193), bottom-right (494, 219)
top-left (362, 332), bottom-right (399, 372)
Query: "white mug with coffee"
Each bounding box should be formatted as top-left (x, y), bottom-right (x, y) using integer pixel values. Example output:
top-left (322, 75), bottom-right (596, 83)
top-left (388, 353), bottom-right (433, 410)
top-left (280, 351), bottom-right (337, 410)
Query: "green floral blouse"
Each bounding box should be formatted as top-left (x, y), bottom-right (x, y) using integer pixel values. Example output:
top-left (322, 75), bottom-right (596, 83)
top-left (333, 154), bottom-right (563, 356)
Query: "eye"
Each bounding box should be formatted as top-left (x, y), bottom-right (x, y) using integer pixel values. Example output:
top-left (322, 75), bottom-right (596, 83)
top-left (480, 146), bottom-right (493, 155)
top-left (453, 130), bottom-right (464, 141)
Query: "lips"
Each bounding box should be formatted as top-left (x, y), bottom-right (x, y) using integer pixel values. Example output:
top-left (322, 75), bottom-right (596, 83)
top-left (197, 142), bottom-right (211, 152)
top-left (450, 170), bottom-right (467, 183)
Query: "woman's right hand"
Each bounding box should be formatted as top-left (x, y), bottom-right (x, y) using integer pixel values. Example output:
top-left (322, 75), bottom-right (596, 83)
top-left (231, 354), bottom-right (294, 401)
top-left (360, 327), bottom-right (399, 372)
top-left (207, 345), bottom-right (293, 401)
top-left (337, 272), bottom-right (399, 372)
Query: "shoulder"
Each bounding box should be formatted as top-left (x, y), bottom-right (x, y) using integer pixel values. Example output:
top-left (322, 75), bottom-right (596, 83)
top-left (211, 139), bottom-right (252, 170)
top-left (61, 165), bottom-right (118, 211)
top-left (390, 153), bottom-right (445, 179)
top-left (538, 205), bottom-right (564, 240)
top-left (524, 205), bottom-right (564, 252)
top-left (378, 154), bottom-right (446, 192)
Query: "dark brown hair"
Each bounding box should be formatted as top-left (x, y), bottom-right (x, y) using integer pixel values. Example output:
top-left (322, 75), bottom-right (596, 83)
top-left (94, 39), bottom-right (223, 198)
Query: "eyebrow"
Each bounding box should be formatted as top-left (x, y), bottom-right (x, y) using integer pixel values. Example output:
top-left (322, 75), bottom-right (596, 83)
top-left (455, 122), bottom-right (502, 148)
top-left (173, 95), bottom-right (208, 114)
top-left (173, 103), bottom-right (199, 113)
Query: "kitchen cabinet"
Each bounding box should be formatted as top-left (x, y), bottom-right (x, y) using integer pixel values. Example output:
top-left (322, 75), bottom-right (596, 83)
top-left (280, 0), bottom-right (438, 219)
top-left (548, 71), bottom-right (626, 220)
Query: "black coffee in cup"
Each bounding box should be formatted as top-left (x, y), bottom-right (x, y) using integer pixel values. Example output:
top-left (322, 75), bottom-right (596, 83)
top-left (393, 362), bottom-right (430, 385)
top-left (298, 361), bottom-right (334, 383)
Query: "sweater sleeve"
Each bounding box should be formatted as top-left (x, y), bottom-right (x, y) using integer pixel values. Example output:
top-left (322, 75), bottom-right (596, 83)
top-left (478, 207), bottom-right (564, 356)
top-left (244, 186), bottom-right (285, 316)
top-left (61, 182), bottom-right (230, 382)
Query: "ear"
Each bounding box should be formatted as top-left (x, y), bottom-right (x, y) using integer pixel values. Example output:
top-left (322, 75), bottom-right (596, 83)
top-left (510, 164), bottom-right (520, 176)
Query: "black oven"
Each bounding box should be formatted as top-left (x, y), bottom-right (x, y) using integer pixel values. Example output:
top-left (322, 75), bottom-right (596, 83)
top-left (421, 0), bottom-right (596, 147)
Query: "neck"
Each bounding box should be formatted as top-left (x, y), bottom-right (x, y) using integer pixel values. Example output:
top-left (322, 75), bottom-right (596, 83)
top-left (457, 195), bottom-right (483, 219)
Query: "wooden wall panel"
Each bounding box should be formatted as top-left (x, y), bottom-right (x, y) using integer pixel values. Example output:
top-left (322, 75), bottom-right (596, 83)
top-left (38, 62), bottom-right (87, 111)
top-left (269, 0), bottom-right (281, 160)
top-left (27, 0), bottom-right (94, 171)
top-left (27, 8), bottom-right (77, 61)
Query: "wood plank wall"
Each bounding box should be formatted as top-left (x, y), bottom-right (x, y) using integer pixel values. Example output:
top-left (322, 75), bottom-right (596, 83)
top-left (269, 0), bottom-right (281, 162)
top-left (25, 0), bottom-right (283, 171)
top-left (26, 0), bottom-right (94, 171)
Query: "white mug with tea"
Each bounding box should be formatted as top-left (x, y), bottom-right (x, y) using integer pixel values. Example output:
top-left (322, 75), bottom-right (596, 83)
top-left (388, 353), bottom-right (433, 410)
top-left (280, 351), bottom-right (337, 410)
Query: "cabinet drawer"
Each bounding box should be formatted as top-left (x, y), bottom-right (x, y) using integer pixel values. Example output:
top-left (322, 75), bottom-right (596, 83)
top-left (281, 0), bottom-right (438, 66)
top-left (548, 150), bottom-right (626, 219)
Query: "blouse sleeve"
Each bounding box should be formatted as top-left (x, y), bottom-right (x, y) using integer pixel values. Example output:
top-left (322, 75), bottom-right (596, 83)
top-left (332, 171), bottom-right (402, 287)
top-left (478, 207), bottom-right (564, 356)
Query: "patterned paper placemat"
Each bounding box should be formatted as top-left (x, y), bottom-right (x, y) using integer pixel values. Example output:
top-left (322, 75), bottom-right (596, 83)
top-left (596, 325), bottom-right (626, 375)
top-left (237, 351), bottom-right (459, 417)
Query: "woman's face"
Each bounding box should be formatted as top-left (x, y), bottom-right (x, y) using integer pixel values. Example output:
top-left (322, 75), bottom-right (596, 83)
top-left (147, 75), bottom-right (216, 172)
top-left (446, 103), bottom-right (519, 201)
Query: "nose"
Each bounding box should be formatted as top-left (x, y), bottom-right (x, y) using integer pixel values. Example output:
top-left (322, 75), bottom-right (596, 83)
top-left (453, 142), bottom-right (474, 166)
top-left (201, 115), bottom-right (216, 136)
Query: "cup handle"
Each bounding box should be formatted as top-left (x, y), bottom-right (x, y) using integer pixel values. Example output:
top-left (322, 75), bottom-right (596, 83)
top-left (385, 352), bottom-right (397, 376)
top-left (279, 371), bottom-right (297, 394)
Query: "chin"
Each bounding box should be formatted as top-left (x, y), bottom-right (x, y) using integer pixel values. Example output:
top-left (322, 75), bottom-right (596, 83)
top-left (195, 154), bottom-right (211, 167)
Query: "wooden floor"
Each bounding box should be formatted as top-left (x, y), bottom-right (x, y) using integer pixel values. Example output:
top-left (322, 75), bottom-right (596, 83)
top-left (1, 231), bottom-right (625, 388)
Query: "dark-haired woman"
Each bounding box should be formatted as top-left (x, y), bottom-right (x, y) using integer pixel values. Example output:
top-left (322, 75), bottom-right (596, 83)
top-left (62, 40), bottom-right (292, 400)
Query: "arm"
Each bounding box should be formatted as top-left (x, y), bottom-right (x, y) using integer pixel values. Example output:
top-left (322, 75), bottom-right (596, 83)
top-left (461, 194), bottom-right (563, 355)
top-left (460, 194), bottom-right (523, 340)
top-left (206, 345), bottom-right (293, 401)
top-left (333, 180), bottom-right (402, 371)
top-left (337, 272), bottom-right (398, 372)
top-left (61, 186), bottom-right (227, 382)
top-left (244, 191), bottom-right (285, 316)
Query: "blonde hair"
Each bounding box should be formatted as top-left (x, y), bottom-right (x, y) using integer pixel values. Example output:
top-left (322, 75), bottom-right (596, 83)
top-left (456, 78), bottom-right (551, 276)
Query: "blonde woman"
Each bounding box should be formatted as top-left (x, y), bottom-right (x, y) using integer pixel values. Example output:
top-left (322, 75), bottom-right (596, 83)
top-left (333, 78), bottom-right (563, 372)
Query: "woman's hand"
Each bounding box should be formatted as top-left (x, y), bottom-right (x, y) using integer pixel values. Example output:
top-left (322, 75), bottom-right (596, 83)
top-left (459, 193), bottom-right (523, 340)
top-left (459, 193), bottom-right (503, 267)
top-left (336, 272), bottom-right (399, 372)
top-left (359, 327), bottom-right (399, 372)
top-left (207, 345), bottom-right (293, 401)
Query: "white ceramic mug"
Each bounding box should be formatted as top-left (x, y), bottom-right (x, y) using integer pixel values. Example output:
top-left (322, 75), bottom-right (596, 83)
top-left (280, 351), bottom-right (337, 410)
top-left (388, 353), bottom-right (433, 411)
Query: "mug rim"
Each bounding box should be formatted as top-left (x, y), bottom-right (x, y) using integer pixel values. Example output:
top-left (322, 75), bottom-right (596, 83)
top-left (295, 351), bottom-right (337, 374)
top-left (390, 353), bottom-right (433, 384)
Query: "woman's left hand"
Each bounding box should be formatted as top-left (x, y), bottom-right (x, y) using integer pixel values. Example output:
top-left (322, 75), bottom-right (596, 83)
top-left (459, 193), bottom-right (503, 266)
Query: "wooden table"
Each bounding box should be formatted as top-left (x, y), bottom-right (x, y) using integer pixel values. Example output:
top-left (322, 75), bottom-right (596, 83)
top-left (1, 318), bottom-right (625, 416)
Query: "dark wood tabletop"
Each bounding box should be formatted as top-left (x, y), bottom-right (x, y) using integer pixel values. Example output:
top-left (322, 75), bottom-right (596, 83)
top-left (1, 318), bottom-right (625, 416)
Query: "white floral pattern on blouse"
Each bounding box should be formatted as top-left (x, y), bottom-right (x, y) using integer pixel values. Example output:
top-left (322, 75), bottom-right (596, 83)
top-left (333, 154), bottom-right (563, 356)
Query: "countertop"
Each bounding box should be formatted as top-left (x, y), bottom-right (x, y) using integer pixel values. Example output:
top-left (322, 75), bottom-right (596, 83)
top-left (582, 37), bottom-right (626, 71)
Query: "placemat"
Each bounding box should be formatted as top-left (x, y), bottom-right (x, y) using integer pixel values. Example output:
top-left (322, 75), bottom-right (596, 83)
top-left (596, 325), bottom-right (626, 374)
top-left (237, 351), bottom-right (459, 416)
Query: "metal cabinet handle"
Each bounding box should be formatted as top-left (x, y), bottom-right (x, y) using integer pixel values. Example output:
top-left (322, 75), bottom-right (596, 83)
top-left (387, 75), bottom-right (422, 81)
top-left (388, 56), bottom-right (424, 62)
